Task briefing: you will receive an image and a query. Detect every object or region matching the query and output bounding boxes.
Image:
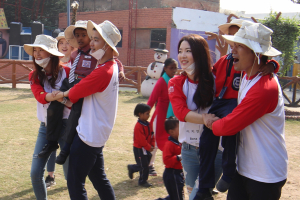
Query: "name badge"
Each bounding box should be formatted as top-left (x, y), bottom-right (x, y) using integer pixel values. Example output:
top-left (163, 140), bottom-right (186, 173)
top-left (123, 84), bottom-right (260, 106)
top-left (185, 122), bottom-right (201, 146)
top-left (84, 55), bottom-right (92, 59)
top-left (82, 60), bottom-right (91, 68)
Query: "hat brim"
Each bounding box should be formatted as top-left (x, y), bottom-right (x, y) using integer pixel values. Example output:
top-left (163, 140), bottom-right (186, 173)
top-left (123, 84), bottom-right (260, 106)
top-left (154, 49), bottom-right (169, 53)
top-left (222, 35), bottom-right (282, 57)
top-left (64, 24), bottom-right (88, 48)
top-left (56, 36), bottom-right (65, 42)
top-left (87, 20), bottom-right (119, 57)
top-left (218, 23), bottom-right (242, 35)
top-left (24, 44), bottom-right (64, 57)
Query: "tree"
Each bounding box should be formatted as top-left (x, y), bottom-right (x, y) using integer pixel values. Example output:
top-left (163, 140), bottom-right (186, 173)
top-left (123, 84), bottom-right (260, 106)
top-left (2, 0), bottom-right (66, 30)
top-left (291, 0), bottom-right (300, 3)
top-left (260, 12), bottom-right (300, 74)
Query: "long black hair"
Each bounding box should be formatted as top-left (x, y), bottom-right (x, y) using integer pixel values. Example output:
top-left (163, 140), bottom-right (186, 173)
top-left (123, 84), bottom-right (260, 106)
top-left (31, 55), bottom-right (62, 88)
top-left (178, 34), bottom-right (214, 109)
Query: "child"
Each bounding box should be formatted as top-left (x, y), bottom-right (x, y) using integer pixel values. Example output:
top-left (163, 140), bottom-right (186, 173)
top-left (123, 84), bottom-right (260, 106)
top-left (128, 103), bottom-right (155, 187)
top-left (157, 117), bottom-right (184, 200)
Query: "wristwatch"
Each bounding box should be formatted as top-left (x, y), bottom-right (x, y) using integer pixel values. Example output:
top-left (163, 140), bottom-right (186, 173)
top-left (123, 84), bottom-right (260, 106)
top-left (61, 97), bottom-right (67, 105)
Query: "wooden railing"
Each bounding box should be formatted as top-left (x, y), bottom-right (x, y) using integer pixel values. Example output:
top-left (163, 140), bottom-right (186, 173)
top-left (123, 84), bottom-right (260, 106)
top-left (0, 59), bottom-right (34, 88)
top-left (278, 76), bottom-right (300, 107)
top-left (121, 66), bottom-right (147, 93)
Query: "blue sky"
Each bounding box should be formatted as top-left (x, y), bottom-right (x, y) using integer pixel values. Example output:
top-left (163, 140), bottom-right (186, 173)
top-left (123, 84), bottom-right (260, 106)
top-left (220, 0), bottom-right (300, 14)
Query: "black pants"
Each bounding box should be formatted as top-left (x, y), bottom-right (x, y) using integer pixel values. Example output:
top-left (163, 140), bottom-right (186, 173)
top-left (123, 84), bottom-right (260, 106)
top-left (163, 168), bottom-right (184, 200)
top-left (46, 78), bottom-right (83, 144)
top-left (227, 172), bottom-right (286, 200)
top-left (129, 147), bottom-right (152, 184)
top-left (67, 134), bottom-right (115, 200)
top-left (198, 98), bottom-right (238, 189)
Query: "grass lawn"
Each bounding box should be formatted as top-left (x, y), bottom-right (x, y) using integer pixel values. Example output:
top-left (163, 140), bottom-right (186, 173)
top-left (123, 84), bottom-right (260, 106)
top-left (0, 87), bottom-right (299, 200)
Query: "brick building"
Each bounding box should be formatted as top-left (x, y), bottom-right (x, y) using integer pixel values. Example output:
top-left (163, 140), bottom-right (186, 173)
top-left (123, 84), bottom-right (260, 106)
top-left (59, 0), bottom-right (220, 67)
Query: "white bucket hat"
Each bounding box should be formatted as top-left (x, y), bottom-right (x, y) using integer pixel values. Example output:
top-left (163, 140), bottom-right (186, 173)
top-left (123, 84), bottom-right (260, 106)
top-left (56, 32), bottom-right (65, 42)
top-left (222, 21), bottom-right (281, 57)
top-left (218, 19), bottom-right (244, 35)
top-left (64, 20), bottom-right (88, 48)
top-left (87, 20), bottom-right (121, 56)
top-left (24, 34), bottom-right (64, 57)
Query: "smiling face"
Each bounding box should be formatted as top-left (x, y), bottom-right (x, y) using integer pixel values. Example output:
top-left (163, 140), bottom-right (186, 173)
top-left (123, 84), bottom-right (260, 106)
top-left (154, 52), bottom-right (167, 63)
top-left (33, 47), bottom-right (51, 60)
top-left (58, 38), bottom-right (73, 57)
top-left (90, 30), bottom-right (107, 54)
top-left (178, 40), bottom-right (194, 69)
top-left (232, 42), bottom-right (256, 73)
top-left (74, 28), bottom-right (90, 48)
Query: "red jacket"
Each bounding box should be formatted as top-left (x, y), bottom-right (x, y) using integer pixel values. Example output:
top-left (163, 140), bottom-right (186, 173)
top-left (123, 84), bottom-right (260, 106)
top-left (163, 136), bottom-right (182, 169)
top-left (133, 119), bottom-right (155, 151)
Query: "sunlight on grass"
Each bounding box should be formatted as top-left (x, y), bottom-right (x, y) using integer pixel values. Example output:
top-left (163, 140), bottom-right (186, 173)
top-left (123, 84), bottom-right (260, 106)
top-left (0, 88), bottom-right (299, 200)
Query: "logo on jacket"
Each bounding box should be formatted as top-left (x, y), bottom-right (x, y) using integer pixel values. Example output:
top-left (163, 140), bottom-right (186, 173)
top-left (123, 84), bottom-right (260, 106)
top-left (232, 73), bottom-right (241, 91)
top-left (168, 86), bottom-right (174, 94)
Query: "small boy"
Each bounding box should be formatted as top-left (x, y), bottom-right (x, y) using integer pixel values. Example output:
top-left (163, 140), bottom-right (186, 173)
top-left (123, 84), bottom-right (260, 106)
top-left (156, 117), bottom-right (184, 200)
top-left (128, 103), bottom-right (155, 188)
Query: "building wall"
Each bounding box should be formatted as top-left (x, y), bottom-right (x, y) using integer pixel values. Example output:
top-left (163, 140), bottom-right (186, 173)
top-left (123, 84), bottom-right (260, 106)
top-left (59, 8), bottom-right (173, 67)
top-left (78, 0), bottom-right (219, 12)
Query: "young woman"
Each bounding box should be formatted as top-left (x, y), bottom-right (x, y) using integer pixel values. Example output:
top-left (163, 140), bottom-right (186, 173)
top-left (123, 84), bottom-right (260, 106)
top-left (56, 32), bottom-right (75, 68)
top-left (147, 58), bottom-right (178, 175)
top-left (168, 34), bottom-right (221, 200)
top-left (25, 34), bottom-right (72, 200)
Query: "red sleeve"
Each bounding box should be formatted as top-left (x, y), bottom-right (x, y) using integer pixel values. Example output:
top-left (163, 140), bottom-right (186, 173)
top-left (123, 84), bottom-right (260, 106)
top-left (114, 57), bottom-right (124, 72)
top-left (68, 61), bottom-right (114, 103)
top-left (63, 66), bottom-right (70, 78)
top-left (168, 75), bottom-right (190, 122)
top-left (29, 71), bottom-right (48, 104)
top-left (147, 78), bottom-right (164, 108)
top-left (212, 75), bottom-right (279, 136)
top-left (267, 59), bottom-right (280, 74)
top-left (163, 142), bottom-right (180, 167)
top-left (134, 123), bottom-right (152, 151)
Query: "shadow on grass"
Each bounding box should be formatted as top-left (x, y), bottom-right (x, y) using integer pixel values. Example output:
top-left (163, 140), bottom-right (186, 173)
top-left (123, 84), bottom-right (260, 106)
top-left (0, 186), bottom-right (68, 200)
top-left (123, 96), bottom-right (148, 104)
top-left (0, 93), bottom-right (33, 103)
top-left (90, 176), bottom-right (165, 200)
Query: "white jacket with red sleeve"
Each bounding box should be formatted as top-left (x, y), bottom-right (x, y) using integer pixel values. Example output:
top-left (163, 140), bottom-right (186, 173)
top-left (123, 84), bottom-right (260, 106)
top-left (213, 73), bottom-right (288, 183)
top-left (29, 67), bottom-right (70, 123)
top-left (168, 75), bottom-right (210, 147)
top-left (68, 60), bottom-right (119, 148)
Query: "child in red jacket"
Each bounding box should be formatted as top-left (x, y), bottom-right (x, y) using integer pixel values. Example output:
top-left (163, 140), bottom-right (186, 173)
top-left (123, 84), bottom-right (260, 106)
top-left (157, 117), bottom-right (184, 200)
top-left (128, 103), bottom-right (155, 187)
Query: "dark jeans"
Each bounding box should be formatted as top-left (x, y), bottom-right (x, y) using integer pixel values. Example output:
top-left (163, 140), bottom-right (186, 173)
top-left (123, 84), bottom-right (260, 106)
top-left (67, 134), bottom-right (115, 200)
top-left (163, 168), bottom-right (184, 200)
top-left (46, 78), bottom-right (82, 144)
top-left (227, 172), bottom-right (286, 200)
top-left (199, 98), bottom-right (238, 189)
top-left (129, 147), bottom-right (152, 184)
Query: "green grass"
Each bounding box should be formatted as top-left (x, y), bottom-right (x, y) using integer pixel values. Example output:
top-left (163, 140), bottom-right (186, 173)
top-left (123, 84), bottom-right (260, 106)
top-left (0, 88), bottom-right (299, 200)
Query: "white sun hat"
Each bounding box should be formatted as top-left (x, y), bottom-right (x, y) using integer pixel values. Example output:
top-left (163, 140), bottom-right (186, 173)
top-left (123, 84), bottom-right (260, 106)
top-left (222, 21), bottom-right (281, 57)
top-left (24, 34), bottom-right (64, 57)
top-left (64, 20), bottom-right (88, 48)
top-left (87, 20), bottom-right (121, 56)
top-left (218, 19), bottom-right (244, 35)
top-left (56, 32), bottom-right (65, 42)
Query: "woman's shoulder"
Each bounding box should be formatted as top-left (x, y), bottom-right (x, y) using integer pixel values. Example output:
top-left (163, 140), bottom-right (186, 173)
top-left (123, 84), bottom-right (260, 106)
top-left (169, 74), bottom-right (187, 84)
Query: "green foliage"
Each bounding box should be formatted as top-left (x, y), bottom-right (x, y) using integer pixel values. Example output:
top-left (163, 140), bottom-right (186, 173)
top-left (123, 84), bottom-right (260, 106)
top-left (3, 0), bottom-right (66, 30)
top-left (260, 12), bottom-right (300, 74)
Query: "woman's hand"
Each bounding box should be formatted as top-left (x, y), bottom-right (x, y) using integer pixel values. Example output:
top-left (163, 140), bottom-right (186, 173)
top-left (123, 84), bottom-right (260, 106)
top-left (51, 90), bottom-right (60, 98)
top-left (203, 113), bottom-right (219, 130)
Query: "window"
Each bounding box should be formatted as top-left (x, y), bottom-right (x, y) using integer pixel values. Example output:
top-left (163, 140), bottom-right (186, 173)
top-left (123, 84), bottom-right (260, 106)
top-left (116, 29), bottom-right (123, 47)
top-left (150, 29), bottom-right (166, 48)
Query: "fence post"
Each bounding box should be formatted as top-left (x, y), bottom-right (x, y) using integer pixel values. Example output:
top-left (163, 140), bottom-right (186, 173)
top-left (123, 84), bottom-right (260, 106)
top-left (12, 60), bottom-right (16, 88)
top-left (137, 66), bottom-right (141, 93)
